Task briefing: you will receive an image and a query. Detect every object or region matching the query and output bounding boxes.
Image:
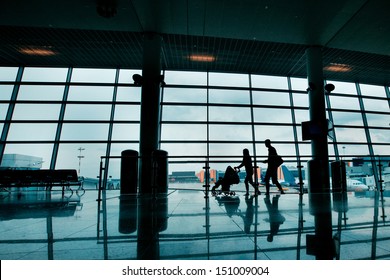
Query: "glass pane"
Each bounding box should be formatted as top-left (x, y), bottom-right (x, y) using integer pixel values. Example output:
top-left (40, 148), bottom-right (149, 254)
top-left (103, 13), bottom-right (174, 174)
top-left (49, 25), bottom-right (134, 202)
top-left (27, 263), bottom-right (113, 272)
top-left (56, 143), bottom-right (107, 178)
top-left (292, 92), bottom-right (309, 107)
top-left (209, 73), bottom-right (249, 87)
top-left (326, 80), bottom-right (357, 95)
top-left (372, 145), bottom-right (389, 156)
top-left (0, 67), bottom-right (18, 81)
top-left (119, 69), bottom-right (142, 84)
top-left (297, 143), bottom-right (312, 158)
top-left (71, 68), bottom-right (117, 83)
top-left (209, 143), bottom-right (251, 157)
top-left (359, 84), bottom-right (387, 98)
top-left (329, 95), bottom-right (360, 110)
top-left (209, 106), bottom-right (251, 122)
top-left (164, 71), bottom-right (207, 86)
top-left (252, 91), bottom-right (290, 106)
top-left (17, 85), bottom-right (64, 101)
top-left (366, 113), bottom-right (390, 128)
top-left (116, 87), bottom-right (141, 102)
top-left (110, 143), bottom-right (139, 157)
top-left (3, 144), bottom-right (53, 169)
top-left (253, 108), bottom-right (292, 123)
top-left (64, 104), bottom-right (112, 120)
top-left (332, 112), bottom-right (364, 126)
top-left (290, 77), bottom-right (308, 91)
top-left (294, 109), bottom-right (309, 125)
top-left (209, 89), bottom-right (250, 104)
top-left (0, 104), bottom-right (7, 120)
top-left (363, 98), bottom-right (389, 112)
top-left (160, 143), bottom-right (207, 173)
top-left (369, 128), bottom-right (390, 144)
top-left (68, 86), bottom-right (114, 101)
top-left (0, 85), bottom-right (14, 100)
top-left (163, 88), bottom-right (207, 103)
top-left (160, 143), bottom-right (207, 157)
top-left (251, 74), bottom-right (288, 90)
top-left (161, 124), bottom-right (206, 140)
top-left (254, 125), bottom-right (294, 141)
top-left (111, 124), bottom-right (140, 141)
top-left (334, 128), bottom-right (367, 143)
top-left (336, 144), bottom-right (369, 157)
top-left (209, 124), bottom-right (252, 141)
top-left (114, 105), bottom-right (140, 121)
top-left (12, 104), bottom-right (61, 120)
top-left (7, 123), bottom-right (57, 141)
top-left (22, 67), bottom-right (68, 82)
top-left (60, 124), bottom-right (109, 140)
top-left (162, 105), bottom-right (207, 121)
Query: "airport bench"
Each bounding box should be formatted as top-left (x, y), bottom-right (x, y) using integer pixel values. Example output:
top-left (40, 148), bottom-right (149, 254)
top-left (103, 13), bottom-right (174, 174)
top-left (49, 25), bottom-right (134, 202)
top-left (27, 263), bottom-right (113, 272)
top-left (0, 169), bottom-right (82, 195)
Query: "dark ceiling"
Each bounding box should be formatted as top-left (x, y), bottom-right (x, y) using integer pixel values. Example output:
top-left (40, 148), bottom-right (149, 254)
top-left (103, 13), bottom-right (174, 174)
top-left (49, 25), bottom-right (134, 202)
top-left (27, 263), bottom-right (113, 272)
top-left (1, 0), bottom-right (390, 86)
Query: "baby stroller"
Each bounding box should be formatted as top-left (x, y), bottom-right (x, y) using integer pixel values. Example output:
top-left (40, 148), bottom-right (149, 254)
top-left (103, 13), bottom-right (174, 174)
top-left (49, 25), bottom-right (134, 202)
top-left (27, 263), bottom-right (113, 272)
top-left (211, 165), bottom-right (240, 196)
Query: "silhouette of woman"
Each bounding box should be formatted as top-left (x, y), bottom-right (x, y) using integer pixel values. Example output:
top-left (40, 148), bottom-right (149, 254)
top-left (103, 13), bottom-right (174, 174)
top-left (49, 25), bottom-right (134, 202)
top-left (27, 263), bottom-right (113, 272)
top-left (235, 148), bottom-right (260, 196)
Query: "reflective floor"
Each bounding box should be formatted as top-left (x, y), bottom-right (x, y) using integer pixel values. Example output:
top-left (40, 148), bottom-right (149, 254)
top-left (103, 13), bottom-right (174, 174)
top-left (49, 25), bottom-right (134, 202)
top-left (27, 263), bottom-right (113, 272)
top-left (1, 183), bottom-right (390, 260)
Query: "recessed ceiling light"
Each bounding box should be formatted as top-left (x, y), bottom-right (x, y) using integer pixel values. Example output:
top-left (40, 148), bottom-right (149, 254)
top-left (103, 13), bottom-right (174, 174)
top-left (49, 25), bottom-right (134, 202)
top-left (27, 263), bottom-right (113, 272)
top-left (19, 47), bottom-right (57, 56)
top-left (188, 54), bottom-right (216, 62)
top-left (324, 63), bottom-right (352, 72)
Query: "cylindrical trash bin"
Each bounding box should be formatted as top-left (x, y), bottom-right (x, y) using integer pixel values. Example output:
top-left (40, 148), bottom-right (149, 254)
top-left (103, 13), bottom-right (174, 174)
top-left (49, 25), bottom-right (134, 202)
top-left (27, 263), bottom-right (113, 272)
top-left (120, 149), bottom-right (138, 195)
top-left (331, 160), bottom-right (346, 193)
top-left (118, 196), bottom-right (137, 234)
top-left (151, 150), bottom-right (168, 194)
top-left (307, 159), bottom-right (329, 193)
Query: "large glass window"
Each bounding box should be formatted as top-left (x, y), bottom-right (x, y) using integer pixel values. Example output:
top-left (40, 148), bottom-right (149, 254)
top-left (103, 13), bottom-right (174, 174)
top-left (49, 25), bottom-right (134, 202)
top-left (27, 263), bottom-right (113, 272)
top-left (0, 67), bottom-right (388, 190)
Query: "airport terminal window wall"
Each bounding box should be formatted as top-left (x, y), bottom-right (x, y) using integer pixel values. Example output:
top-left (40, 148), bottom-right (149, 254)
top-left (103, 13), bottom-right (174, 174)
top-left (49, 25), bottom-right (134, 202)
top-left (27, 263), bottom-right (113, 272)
top-left (0, 67), bottom-right (389, 188)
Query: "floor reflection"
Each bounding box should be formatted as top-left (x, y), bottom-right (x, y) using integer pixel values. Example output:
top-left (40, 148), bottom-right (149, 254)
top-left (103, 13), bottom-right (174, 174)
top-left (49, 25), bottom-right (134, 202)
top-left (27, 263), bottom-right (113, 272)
top-left (1, 187), bottom-right (389, 260)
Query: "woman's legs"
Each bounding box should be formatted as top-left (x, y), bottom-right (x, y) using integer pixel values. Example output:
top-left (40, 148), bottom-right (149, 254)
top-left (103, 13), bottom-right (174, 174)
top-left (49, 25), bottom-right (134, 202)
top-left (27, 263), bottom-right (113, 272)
top-left (246, 174), bottom-right (260, 195)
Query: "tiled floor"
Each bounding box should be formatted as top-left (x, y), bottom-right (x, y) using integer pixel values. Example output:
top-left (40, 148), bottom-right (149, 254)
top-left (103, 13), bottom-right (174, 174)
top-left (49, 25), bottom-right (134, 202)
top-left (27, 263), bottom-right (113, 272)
top-left (1, 184), bottom-right (389, 260)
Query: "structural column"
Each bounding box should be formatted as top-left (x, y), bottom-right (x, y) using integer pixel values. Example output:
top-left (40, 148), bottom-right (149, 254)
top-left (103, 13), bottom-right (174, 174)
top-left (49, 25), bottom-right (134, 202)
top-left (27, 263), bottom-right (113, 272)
top-left (139, 33), bottom-right (163, 194)
top-left (306, 47), bottom-right (334, 259)
top-left (306, 46), bottom-right (330, 193)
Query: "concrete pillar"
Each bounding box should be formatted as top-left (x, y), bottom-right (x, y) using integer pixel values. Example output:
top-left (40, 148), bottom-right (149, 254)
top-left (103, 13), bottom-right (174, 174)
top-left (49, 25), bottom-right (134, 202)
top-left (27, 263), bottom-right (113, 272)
top-left (305, 47), bottom-right (335, 259)
top-left (139, 32), bottom-right (163, 194)
top-left (306, 46), bottom-right (330, 193)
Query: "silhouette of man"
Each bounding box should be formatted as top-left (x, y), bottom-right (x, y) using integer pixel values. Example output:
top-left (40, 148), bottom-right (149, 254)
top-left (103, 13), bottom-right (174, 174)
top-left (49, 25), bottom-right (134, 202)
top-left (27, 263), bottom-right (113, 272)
top-left (263, 139), bottom-right (284, 194)
top-left (264, 194), bottom-right (285, 242)
top-left (235, 148), bottom-right (260, 196)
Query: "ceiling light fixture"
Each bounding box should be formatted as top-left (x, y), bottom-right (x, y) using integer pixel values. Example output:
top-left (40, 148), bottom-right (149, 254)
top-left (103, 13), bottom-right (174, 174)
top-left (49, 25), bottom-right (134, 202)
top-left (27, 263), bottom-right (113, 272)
top-left (19, 47), bottom-right (57, 56)
top-left (188, 54), bottom-right (216, 62)
top-left (324, 63), bottom-right (352, 72)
